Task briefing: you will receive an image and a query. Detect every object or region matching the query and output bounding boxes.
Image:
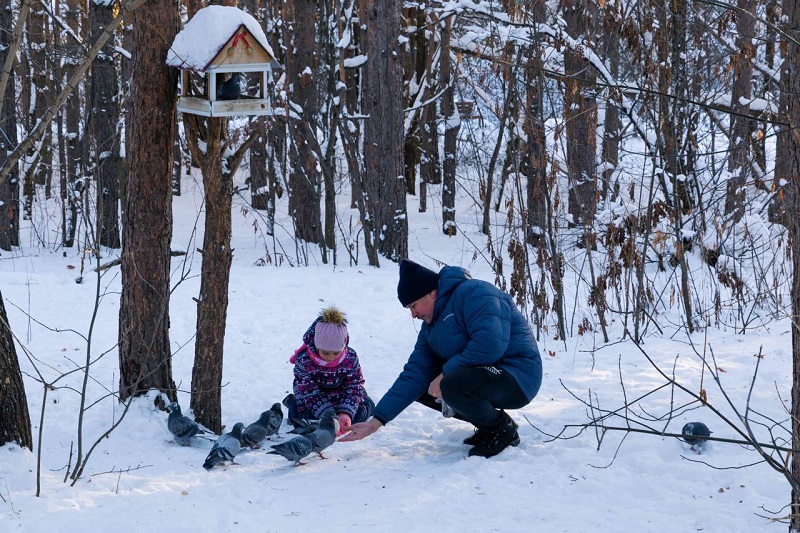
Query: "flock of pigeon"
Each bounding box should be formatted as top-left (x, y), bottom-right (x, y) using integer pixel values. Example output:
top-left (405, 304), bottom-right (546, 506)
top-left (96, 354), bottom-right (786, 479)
top-left (166, 401), bottom-right (340, 469)
top-left (168, 400), bottom-right (712, 466)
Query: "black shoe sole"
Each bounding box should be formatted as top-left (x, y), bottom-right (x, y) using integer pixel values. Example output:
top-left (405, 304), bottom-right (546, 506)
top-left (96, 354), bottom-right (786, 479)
top-left (468, 436), bottom-right (520, 458)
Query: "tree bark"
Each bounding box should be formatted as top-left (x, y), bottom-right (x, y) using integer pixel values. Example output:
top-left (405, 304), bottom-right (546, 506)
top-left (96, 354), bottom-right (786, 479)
top-left (0, 0), bottom-right (19, 251)
top-left (190, 117), bottom-right (232, 435)
top-left (785, 0), bottom-right (800, 527)
top-left (90, 0), bottom-right (121, 248)
top-left (441, 16), bottom-right (459, 237)
top-left (0, 290), bottom-right (32, 450)
top-left (599, 0), bottom-right (622, 202)
top-left (283, 0), bottom-right (322, 245)
top-left (419, 13), bottom-right (440, 191)
top-left (358, 0), bottom-right (407, 263)
top-left (564, 0), bottom-right (598, 231)
top-left (525, 44), bottom-right (547, 247)
top-left (724, 0), bottom-right (756, 223)
top-left (118, 0), bottom-right (178, 402)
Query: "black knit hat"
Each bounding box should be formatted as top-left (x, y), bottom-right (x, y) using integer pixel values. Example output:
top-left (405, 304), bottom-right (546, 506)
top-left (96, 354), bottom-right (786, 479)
top-left (397, 259), bottom-right (440, 307)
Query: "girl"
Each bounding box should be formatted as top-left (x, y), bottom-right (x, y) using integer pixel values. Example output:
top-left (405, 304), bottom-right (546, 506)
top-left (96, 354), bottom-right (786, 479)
top-left (284, 307), bottom-right (373, 435)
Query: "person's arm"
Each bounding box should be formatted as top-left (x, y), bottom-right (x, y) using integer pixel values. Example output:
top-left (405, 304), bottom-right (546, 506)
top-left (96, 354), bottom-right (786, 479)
top-left (338, 417), bottom-right (383, 441)
top-left (336, 352), bottom-right (366, 417)
top-left (442, 286), bottom-right (510, 374)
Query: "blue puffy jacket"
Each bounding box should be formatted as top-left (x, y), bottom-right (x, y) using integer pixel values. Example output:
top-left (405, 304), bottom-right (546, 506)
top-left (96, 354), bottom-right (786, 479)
top-left (373, 266), bottom-right (543, 424)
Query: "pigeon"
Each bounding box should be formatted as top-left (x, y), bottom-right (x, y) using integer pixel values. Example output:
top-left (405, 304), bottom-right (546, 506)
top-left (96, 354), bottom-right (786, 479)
top-left (166, 402), bottom-right (210, 446)
top-left (216, 73), bottom-right (241, 101)
top-left (268, 410), bottom-right (339, 466)
top-left (203, 422), bottom-right (245, 470)
top-left (287, 417), bottom-right (320, 436)
top-left (681, 422), bottom-right (712, 451)
top-left (241, 403), bottom-right (284, 450)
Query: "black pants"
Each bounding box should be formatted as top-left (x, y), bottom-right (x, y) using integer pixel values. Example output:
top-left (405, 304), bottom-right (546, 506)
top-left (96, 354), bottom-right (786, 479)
top-left (417, 366), bottom-right (529, 431)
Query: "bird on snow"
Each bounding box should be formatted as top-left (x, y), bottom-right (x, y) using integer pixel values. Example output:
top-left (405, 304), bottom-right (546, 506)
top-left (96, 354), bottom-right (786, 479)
top-left (203, 422), bottom-right (245, 470)
top-left (681, 422), bottom-right (712, 451)
top-left (241, 403), bottom-right (284, 450)
top-left (167, 402), bottom-right (211, 446)
top-left (216, 73), bottom-right (241, 101)
top-left (268, 410), bottom-right (339, 466)
top-left (287, 417), bottom-right (320, 436)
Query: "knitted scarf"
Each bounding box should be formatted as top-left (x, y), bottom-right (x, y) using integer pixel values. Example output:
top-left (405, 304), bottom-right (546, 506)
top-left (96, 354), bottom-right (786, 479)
top-left (290, 343), bottom-right (347, 367)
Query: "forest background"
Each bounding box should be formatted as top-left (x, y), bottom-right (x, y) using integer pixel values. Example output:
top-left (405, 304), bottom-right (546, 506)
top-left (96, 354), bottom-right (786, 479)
top-left (1, 0), bottom-right (800, 530)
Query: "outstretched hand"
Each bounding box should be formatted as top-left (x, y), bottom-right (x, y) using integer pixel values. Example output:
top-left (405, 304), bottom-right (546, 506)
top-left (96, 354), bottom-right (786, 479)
top-left (337, 413), bottom-right (351, 436)
top-left (338, 418), bottom-right (382, 442)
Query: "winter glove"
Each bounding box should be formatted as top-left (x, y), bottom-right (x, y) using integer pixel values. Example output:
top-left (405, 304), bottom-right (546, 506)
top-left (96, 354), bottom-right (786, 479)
top-left (337, 413), bottom-right (352, 435)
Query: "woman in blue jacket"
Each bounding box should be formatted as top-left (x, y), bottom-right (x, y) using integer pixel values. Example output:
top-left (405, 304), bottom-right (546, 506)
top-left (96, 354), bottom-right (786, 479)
top-left (341, 259), bottom-right (543, 458)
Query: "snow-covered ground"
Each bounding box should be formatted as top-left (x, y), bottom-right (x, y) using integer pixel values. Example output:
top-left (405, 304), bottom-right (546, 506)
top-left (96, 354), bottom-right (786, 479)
top-left (0, 170), bottom-right (790, 532)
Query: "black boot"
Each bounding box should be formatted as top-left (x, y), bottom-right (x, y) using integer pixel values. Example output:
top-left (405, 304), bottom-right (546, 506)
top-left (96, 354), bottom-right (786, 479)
top-left (468, 413), bottom-right (520, 458)
top-left (463, 427), bottom-right (492, 446)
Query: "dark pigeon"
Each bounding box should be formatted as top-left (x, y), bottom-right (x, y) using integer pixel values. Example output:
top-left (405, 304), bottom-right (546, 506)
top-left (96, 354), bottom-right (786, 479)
top-left (287, 417), bottom-right (320, 436)
top-left (268, 410), bottom-right (339, 466)
top-left (167, 402), bottom-right (210, 446)
top-left (216, 73), bottom-right (241, 101)
top-left (681, 422), bottom-right (712, 451)
top-left (203, 422), bottom-right (245, 470)
top-left (267, 434), bottom-right (313, 466)
top-left (241, 403), bottom-right (284, 450)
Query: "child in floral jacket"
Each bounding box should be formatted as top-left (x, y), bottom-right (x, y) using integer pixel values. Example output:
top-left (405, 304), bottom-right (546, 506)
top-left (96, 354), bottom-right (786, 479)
top-left (284, 307), bottom-right (374, 435)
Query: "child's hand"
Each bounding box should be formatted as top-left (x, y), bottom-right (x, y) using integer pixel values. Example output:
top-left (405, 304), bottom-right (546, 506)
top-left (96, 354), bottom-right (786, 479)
top-left (337, 413), bottom-right (352, 435)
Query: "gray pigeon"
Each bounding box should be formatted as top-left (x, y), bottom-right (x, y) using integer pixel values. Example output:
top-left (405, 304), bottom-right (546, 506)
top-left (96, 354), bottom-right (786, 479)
top-left (268, 410), bottom-right (339, 466)
top-left (287, 417), bottom-right (320, 436)
top-left (681, 422), bottom-right (712, 451)
top-left (167, 402), bottom-right (210, 446)
top-left (241, 403), bottom-right (284, 450)
top-left (203, 422), bottom-right (245, 470)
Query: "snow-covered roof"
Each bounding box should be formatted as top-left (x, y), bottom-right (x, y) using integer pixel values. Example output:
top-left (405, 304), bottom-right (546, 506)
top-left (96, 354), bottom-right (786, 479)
top-left (166, 5), bottom-right (275, 71)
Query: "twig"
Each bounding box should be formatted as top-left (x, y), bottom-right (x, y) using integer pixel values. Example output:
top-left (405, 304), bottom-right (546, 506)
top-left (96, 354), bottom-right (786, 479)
top-left (89, 464), bottom-right (153, 478)
top-left (584, 425), bottom-right (799, 453)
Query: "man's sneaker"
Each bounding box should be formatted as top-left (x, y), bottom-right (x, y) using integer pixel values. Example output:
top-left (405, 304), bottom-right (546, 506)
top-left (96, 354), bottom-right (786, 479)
top-left (463, 428), bottom-right (492, 446)
top-left (468, 413), bottom-right (520, 458)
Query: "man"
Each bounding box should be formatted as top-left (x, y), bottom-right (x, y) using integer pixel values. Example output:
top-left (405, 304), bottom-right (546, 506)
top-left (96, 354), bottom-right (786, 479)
top-left (340, 259), bottom-right (543, 458)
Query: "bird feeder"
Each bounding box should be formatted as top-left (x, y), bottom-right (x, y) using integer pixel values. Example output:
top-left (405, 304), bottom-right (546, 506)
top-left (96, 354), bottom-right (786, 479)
top-left (166, 5), bottom-right (279, 117)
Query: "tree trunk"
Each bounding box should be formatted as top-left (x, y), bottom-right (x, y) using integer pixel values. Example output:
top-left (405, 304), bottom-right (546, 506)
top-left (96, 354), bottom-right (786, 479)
top-left (0, 0), bottom-right (19, 251)
top-left (785, 0), bottom-right (800, 527)
top-left (283, 0), bottom-right (322, 245)
top-left (90, 0), bottom-right (121, 248)
top-left (564, 0), bottom-right (597, 231)
top-left (190, 117), bottom-right (232, 435)
top-left (118, 0), bottom-right (178, 402)
top-left (402, 4), bottom-right (425, 196)
top-left (249, 117), bottom-right (270, 211)
top-left (359, 0), bottom-right (407, 262)
top-left (441, 16), bottom-right (458, 237)
top-left (28, 4), bottom-right (54, 192)
top-left (0, 290), bottom-right (32, 450)
top-left (525, 44), bottom-right (547, 247)
top-left (724, 0), bottom-right (756, 223)
top-left (418, 12), bottom-right (440, 212)
top-left (599, 1), bottom-right (622, 202)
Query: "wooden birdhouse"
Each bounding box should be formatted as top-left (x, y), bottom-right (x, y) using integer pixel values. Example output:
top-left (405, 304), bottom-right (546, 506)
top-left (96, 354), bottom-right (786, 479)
top-left (166, 5), bottom-right (279, 117)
